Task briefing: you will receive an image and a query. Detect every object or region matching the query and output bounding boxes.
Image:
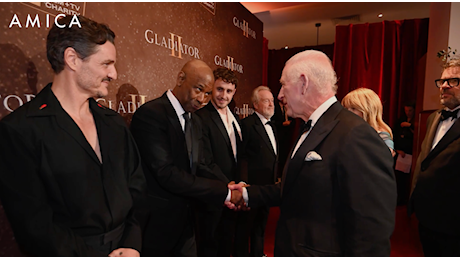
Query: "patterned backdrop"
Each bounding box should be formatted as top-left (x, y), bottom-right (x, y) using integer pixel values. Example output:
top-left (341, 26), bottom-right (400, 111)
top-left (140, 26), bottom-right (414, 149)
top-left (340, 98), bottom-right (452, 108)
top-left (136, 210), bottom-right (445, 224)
top-left (0, 2), bottom-right (263, 256)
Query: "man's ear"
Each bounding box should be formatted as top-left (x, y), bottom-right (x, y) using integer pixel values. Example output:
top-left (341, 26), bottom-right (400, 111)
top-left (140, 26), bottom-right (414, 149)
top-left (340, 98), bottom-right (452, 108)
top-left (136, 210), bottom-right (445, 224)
top-left (299, 74), bottom-right (309, 95)
top-left (63, 47), bottom-right (79, 71)
top-left (176, 71), bottom-right (186, 86)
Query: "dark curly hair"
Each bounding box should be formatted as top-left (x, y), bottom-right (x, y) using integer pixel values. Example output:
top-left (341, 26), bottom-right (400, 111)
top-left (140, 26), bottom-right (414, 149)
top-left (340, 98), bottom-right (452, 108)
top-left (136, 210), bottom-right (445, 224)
top-left (213, 68), bottom-right (238, 88)
top-left (46, 15), bottom-right (115, 74)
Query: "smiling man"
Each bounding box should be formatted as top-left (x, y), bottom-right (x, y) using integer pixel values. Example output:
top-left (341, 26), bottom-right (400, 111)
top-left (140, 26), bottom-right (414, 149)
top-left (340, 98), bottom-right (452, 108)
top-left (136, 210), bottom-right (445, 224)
top-left (194, 68), bottom-right (243, 256)
top-left (409, 59), bottom-right (460, 257)
top-left (130, 61), bottom-right (241, 257)
top-left (238, 86), bottom-right (279, 257)
top-left (0, 16), bottom-right (146, 256)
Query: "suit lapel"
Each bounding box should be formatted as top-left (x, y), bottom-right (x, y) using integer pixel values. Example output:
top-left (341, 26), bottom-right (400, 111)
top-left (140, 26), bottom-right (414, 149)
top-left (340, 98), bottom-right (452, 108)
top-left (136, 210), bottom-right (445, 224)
top-left (160, 93), bottom-right (194, 172)
top-left (282, 102), bottom-right (341, 196)
top-left (253, 114), bottom-right (276, 156)
top-left (191, 113), bottom-right (201, 175)
top-left (90, 98), bottom-right (121, 166)
top-left (208, 103), bottom-right (241, 162)
top-left (27, 85), bottom-right (101, 164)
top-left (208, 104), bottom-right (232, 149)
top-left (421, 112), bottom-right (441, 160)
top-left (423, 113), bottom-right (460, 164)
top-left (161, 93), bottom-right (185, 145)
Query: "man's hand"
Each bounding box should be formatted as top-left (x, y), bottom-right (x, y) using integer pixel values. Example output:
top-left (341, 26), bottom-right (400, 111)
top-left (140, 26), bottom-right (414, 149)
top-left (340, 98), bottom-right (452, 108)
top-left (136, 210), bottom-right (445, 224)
top-left (231, 189), bottom-right (243, 206)
top-left (396, 150), bottom-right (405, 158)
top-left (108, 248), bottom-right (140, 257)
top-left (226, 181), bottom-right (250, 211)
top-left (228, 181), bottom-right (249, 193)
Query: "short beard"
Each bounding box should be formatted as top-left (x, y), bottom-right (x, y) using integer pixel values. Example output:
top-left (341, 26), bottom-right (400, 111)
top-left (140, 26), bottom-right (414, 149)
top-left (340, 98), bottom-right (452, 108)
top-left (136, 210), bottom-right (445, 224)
top-left (262, 110), bottom-right (274, 119)
top-left (95, 91), bottom-right (106, 99)
top-left (441, 92), bottom-right (460, 109)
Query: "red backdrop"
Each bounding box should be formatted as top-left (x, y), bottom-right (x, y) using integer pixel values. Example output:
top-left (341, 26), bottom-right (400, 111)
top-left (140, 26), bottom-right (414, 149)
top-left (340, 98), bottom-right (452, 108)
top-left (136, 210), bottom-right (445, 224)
top-left (333, 18), bottom-right (429, 128)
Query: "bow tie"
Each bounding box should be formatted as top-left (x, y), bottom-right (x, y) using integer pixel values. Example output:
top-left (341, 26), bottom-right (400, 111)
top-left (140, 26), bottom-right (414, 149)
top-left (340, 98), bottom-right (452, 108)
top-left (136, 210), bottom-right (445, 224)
top-left (440, 109), bottom-right (459, 121)
top-left (300, 120), bottom-right (312, 133)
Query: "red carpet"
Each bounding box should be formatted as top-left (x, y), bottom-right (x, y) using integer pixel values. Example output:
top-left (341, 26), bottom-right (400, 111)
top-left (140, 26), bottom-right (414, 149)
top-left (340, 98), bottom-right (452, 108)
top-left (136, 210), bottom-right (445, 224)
top-left (263, 205), bottom-right (424, 257)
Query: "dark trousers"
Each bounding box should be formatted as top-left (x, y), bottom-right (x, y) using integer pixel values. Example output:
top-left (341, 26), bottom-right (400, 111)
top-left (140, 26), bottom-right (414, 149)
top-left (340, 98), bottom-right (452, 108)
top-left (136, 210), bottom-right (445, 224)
top-left (234, 206), bottom-right (269, 257)
top-left (419, 224), bottom-right (460, 257)
top-left (138, 207), bottom-right (197, 257)
top-left (195, 206), bottom-right (236, 256)
top-left (249, 206), bottom-right (270, 256)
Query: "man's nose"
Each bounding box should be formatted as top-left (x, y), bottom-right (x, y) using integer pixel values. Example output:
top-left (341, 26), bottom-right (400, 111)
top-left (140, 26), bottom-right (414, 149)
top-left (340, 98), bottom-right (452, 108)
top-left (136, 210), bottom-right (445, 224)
top-left (278, 87), bottom-right (285, 101)
top-left (196, 92), bottom-right (206, 103)
top-left (109, 66), bottom-right (117, 80)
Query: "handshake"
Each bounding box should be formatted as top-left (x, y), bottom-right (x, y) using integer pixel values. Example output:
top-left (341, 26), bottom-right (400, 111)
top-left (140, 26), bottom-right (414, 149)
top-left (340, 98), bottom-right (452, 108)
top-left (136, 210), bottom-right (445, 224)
top-left (225, 181), bottom-right (250, 211)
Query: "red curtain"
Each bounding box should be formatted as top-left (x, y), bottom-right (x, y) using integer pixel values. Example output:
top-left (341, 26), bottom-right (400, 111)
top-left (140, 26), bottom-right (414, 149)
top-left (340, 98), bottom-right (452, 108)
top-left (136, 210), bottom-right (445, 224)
top-left (267, 44), bottom-right (335, 97)
top-left (333, 18), bottom-right (429, 128)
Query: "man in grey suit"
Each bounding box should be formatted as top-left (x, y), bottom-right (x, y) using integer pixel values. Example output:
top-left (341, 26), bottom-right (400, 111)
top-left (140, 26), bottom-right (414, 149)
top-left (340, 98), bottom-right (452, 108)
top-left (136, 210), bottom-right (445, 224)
top-left (409, 58), bottom-right (460, 256)
top-left (230, 50), bottom-right (396, 256)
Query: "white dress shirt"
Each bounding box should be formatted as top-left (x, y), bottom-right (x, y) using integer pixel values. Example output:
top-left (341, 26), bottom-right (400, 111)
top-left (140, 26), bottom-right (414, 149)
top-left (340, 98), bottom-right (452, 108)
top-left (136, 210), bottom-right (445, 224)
top-left (166, 89), bottom-right (188, 132)
top-left (214, 103), bottom-right (242, 161)
top-left (166, 90), bottom-right (232, 202)
top-left (255, 111), bottom-right (277, 155)
top-left (291, 96), bottom-right (338, 158)
top-left (431, 105), bottom-right (460, 151)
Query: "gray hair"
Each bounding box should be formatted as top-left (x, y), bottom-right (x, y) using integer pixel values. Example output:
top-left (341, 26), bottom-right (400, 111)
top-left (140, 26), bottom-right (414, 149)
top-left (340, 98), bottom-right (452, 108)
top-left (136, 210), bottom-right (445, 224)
top-left (251, 86), bottom-right (272, 105)
top-left (285, 50), bottom-right (338, 95)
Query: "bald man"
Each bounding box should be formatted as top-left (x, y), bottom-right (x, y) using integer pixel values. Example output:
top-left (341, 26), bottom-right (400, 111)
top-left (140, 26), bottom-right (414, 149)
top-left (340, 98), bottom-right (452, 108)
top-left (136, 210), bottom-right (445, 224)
top-left (230, 50), bottom-right (396, 256)
top-left (130, 60), bottom-right (241, 256)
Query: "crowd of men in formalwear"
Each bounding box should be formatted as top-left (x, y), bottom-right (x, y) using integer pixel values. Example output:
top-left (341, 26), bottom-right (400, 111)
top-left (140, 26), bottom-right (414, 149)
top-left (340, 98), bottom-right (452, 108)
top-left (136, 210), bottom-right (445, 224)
top-left (1, 15), bottom-right (460, 257)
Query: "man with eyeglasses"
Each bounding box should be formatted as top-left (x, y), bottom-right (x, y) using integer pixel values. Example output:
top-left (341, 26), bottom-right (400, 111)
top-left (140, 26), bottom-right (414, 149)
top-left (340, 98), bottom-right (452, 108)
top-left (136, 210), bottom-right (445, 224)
top-left (409, 58), bottom-right (460, 256)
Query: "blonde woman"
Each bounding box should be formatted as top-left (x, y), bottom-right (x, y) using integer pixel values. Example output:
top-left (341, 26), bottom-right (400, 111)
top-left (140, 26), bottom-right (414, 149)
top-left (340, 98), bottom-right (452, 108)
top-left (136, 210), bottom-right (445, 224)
top-left (341, 88), bottom-right (396, 157)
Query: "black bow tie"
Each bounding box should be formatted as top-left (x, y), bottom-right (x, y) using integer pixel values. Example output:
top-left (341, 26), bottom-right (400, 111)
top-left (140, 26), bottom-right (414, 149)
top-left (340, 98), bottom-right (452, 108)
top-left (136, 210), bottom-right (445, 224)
top-left (301, 120), bottom-right (312, 133)
top-left (266, 120), bottom-right (274, 127)
top-left (440, 109), bottom-right (459, 121)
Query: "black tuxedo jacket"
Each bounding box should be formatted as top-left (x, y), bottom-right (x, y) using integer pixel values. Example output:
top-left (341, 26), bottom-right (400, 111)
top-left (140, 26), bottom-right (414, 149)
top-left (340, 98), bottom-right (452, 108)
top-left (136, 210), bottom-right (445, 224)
top-left (409, 110), bottom-right (460, 236)
top-left (247, 101), bottom-right (396, 256)
top-left (241, 113), bottom-right (278, 185)
top-left (0, 84), bottom-right (146, 256)
top-left (195, 102), bottom-right (243, 183)
top-left (130, 92), bottom-right (228, 247)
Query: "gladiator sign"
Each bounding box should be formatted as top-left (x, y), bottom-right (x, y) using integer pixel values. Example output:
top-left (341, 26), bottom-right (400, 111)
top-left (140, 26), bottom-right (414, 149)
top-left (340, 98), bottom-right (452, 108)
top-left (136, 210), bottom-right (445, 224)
top-left (145, 30), bottom-right (201, 59)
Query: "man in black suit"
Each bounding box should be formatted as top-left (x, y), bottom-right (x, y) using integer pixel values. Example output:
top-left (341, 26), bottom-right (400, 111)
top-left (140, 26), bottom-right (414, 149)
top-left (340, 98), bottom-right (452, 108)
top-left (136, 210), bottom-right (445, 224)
top-left (239, 86), bottom-right (278, 257)
top-left (130, 60), bottom-right (241, 257)
top-left (230, 50), bottom-right (396, 256)
top-left (409, 59), bottom-right (460, 256)
top-left (0, 16), bottom-right (146, 256)
top-left (194, 68), bottom-right (242, 256)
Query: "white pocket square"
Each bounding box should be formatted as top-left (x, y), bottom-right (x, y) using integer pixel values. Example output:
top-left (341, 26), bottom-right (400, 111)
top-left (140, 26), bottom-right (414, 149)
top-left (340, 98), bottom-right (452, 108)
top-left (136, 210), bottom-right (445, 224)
top-left (305, 151), bottom-right (322, 161)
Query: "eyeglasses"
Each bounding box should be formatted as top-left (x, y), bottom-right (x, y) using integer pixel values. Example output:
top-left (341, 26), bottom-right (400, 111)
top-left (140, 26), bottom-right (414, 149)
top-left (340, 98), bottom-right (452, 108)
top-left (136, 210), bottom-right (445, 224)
top-left (434, 78), bottom-right (460, 88)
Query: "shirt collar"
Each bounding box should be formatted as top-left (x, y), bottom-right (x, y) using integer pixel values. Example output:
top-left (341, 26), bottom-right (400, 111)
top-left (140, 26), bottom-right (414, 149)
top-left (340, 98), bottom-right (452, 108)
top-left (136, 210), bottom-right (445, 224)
top-left (445, 104), bottom-right (460, 112)
top-left (166, 89), bottom-right (187, 118)
top-left (308, 96), bottom-right (337, 127)
top-left (255, 111), bottom-right (271, 125)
